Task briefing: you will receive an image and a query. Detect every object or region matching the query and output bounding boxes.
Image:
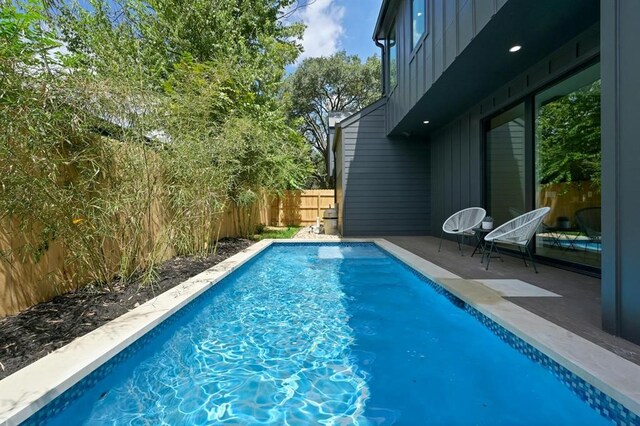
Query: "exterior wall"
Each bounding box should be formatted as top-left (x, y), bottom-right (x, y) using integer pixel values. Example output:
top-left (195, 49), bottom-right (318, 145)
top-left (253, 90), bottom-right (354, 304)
top-left (385, 0), bottom-right (506, 133)
top-left (430, 109), bottom-right (483, 230)
top-left (338, 101), bottom-right (430, 236)
top-left (601, 0), bottom-right (640, 344)
top-left (485, 116), bottom-right (526, 225)
top-left (429, 25), bottom-right (599, 233)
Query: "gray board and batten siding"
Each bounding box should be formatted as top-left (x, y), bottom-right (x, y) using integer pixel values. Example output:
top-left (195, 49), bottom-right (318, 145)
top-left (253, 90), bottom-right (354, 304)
top-left (334, 100), bottom-right (430, 237)
top-left (377, 0), bottom-right (599, 137)
top-left (429, 24), bottom-right (599, 235)
top-left (600, 0), bottom-right (640, 344)
top-left (379, 0), bottom-right (510, 136)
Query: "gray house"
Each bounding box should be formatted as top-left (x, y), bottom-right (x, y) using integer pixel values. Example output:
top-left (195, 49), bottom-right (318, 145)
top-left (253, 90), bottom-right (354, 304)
top-left (333, 0), bottom-right (640, 345)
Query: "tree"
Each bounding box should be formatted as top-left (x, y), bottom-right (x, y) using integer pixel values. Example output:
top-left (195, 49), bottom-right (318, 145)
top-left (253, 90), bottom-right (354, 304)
top-left (284, 51), bottom-right (381, 187)
top-left (48, 0), bottom-right (314, 197)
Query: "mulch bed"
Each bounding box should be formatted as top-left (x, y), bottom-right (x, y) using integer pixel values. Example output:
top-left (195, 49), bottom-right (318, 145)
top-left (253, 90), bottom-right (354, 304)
top-left (0, 238), bottom-right (254, 380)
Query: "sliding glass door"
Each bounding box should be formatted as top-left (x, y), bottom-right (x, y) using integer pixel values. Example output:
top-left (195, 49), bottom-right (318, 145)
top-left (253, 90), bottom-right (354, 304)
top-left (534, 63), bottom-right (601, 268)
top-left (484, 62), bottom-right (601, 270)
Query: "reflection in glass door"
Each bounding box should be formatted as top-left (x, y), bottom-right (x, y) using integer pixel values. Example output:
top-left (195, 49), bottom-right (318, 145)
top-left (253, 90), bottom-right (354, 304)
top-left (534, 63), bottom-right (601, 268)
top-left (485, 103), bottom-right (526, 227)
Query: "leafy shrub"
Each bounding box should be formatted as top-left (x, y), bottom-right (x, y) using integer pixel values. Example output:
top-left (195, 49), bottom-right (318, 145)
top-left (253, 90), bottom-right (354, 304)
top-left (0, 0), bottom-right (312, 294)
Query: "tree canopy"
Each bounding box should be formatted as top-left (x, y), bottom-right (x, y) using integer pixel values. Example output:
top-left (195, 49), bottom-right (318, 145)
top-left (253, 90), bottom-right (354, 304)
top-left (536, 80), bottom-right (601, 187)
top-left (283, 51), bottom-right (382, 187)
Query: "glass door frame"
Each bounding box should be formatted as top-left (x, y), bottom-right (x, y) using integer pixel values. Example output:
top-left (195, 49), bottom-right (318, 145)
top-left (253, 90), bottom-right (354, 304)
top-left (480, 59), bottom-right (601, 277)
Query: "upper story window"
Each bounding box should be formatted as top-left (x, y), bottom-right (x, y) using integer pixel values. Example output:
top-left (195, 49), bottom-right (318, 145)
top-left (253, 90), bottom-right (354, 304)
top-left (412, 0), bottom-right (426, 48)
top-left (388, 21), bottom-right (397, 90)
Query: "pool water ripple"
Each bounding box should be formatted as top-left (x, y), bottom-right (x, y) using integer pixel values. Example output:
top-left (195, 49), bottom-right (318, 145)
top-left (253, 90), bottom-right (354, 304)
top-left (41, 244), bottom-right (614, 425)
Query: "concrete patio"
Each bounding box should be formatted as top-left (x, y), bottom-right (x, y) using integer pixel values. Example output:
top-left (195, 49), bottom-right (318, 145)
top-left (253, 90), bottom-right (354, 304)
top-left (385, 236), bottom-right (640, 366)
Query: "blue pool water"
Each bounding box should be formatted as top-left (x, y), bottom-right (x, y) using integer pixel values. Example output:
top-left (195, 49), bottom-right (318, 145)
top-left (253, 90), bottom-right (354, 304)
top-left (557, 240), bottom-right (602, 252)
top-left (541, 237), bottom-right (602, 253)
top-left (39, 243), bottom-right (613, 425)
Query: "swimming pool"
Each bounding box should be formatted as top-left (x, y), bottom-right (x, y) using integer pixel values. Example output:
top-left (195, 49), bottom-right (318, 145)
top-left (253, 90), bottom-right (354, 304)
top-left (12, 243), bottom-right (638, 424)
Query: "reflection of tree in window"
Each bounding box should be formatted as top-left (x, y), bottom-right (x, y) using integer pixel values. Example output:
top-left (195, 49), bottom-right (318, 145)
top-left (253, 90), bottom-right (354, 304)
top-left (536, 80), bottom-right (601, 188)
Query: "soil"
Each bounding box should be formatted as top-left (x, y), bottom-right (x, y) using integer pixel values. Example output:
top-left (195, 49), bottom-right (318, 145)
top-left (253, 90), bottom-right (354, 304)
top-left (0, 238), bottom-right (254, 380)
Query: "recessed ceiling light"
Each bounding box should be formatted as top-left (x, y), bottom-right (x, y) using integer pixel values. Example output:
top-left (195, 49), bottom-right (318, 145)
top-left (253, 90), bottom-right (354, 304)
top-left (509, 45), bottom-right (522, 53)
top-left (423, 120), bottom-right (430, 124)
top-left (417, 12), bottom-right (423, 16)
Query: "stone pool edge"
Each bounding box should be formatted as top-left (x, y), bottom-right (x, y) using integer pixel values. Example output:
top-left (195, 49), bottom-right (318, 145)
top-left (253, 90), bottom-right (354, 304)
top-left (0, 239), bottom-right (274, 426)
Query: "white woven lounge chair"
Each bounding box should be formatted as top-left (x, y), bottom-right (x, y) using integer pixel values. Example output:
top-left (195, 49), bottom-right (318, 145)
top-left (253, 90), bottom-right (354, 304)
top-left (438, 207), bottom-right (486, 256)
top-left (483, 207), bottom-right (551, 273)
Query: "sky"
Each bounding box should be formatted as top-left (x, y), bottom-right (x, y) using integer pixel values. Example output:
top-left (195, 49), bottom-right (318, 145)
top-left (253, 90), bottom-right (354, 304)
top-left (288, 0), bottom-right (382, 66)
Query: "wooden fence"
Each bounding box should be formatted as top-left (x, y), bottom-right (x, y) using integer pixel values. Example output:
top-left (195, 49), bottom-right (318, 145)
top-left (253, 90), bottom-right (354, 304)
top-left (0, 189), bottom-right (334, 317)
top-left (0, 201), bottom-right (268, 318)
top-left (538, 181), bottom-right (600, 227)
top-left (270, 190), bottom-right (335, 226)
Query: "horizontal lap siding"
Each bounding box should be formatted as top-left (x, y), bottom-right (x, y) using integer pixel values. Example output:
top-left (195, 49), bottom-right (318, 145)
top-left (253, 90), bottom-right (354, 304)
top-left (341, 103), bottom-right (430, 236)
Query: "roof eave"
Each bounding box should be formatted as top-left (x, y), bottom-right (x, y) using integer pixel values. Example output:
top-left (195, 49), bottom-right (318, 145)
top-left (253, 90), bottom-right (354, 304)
top-left (372, 0), bottom-right (393, 41)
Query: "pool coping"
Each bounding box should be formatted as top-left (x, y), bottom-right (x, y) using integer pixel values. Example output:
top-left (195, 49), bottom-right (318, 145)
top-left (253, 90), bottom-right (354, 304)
top-left (0, 238), bottom-right (639, 424)
top-left (0, 239), bottom-right (274, 425)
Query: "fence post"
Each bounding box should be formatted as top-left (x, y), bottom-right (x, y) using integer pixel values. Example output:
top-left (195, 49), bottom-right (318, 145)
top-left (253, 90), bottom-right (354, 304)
top-left (317, 193), bottom-right (321, 221)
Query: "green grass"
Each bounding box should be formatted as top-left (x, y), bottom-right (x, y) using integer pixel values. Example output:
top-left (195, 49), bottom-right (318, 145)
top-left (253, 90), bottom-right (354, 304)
top-left (250, 226), bottom-right (300, 241)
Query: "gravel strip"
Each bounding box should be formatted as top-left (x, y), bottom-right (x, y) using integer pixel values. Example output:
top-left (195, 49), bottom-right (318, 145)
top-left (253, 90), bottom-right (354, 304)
top-left (293, 227), bottom-right (341, 240)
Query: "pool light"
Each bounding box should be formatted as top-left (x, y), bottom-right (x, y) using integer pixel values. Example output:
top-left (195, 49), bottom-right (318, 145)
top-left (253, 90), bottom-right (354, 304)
top-left (509, 45), bottom-right (522, 53)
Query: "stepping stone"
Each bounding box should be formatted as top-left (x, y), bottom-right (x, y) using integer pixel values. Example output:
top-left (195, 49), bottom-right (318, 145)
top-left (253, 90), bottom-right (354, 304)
top-left (474, 279), bottom-right (562, 297)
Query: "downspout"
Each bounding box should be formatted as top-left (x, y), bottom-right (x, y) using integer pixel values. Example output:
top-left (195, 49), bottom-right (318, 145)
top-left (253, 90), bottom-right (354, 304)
top-left (374, 38), bottom-right (386, 95)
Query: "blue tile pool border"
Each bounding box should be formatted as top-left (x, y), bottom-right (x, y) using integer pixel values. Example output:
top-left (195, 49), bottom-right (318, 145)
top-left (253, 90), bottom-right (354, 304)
top-left (376, 243), bottom-right (639, 426)
top-left (21, 242), bottom-right (640, 425)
